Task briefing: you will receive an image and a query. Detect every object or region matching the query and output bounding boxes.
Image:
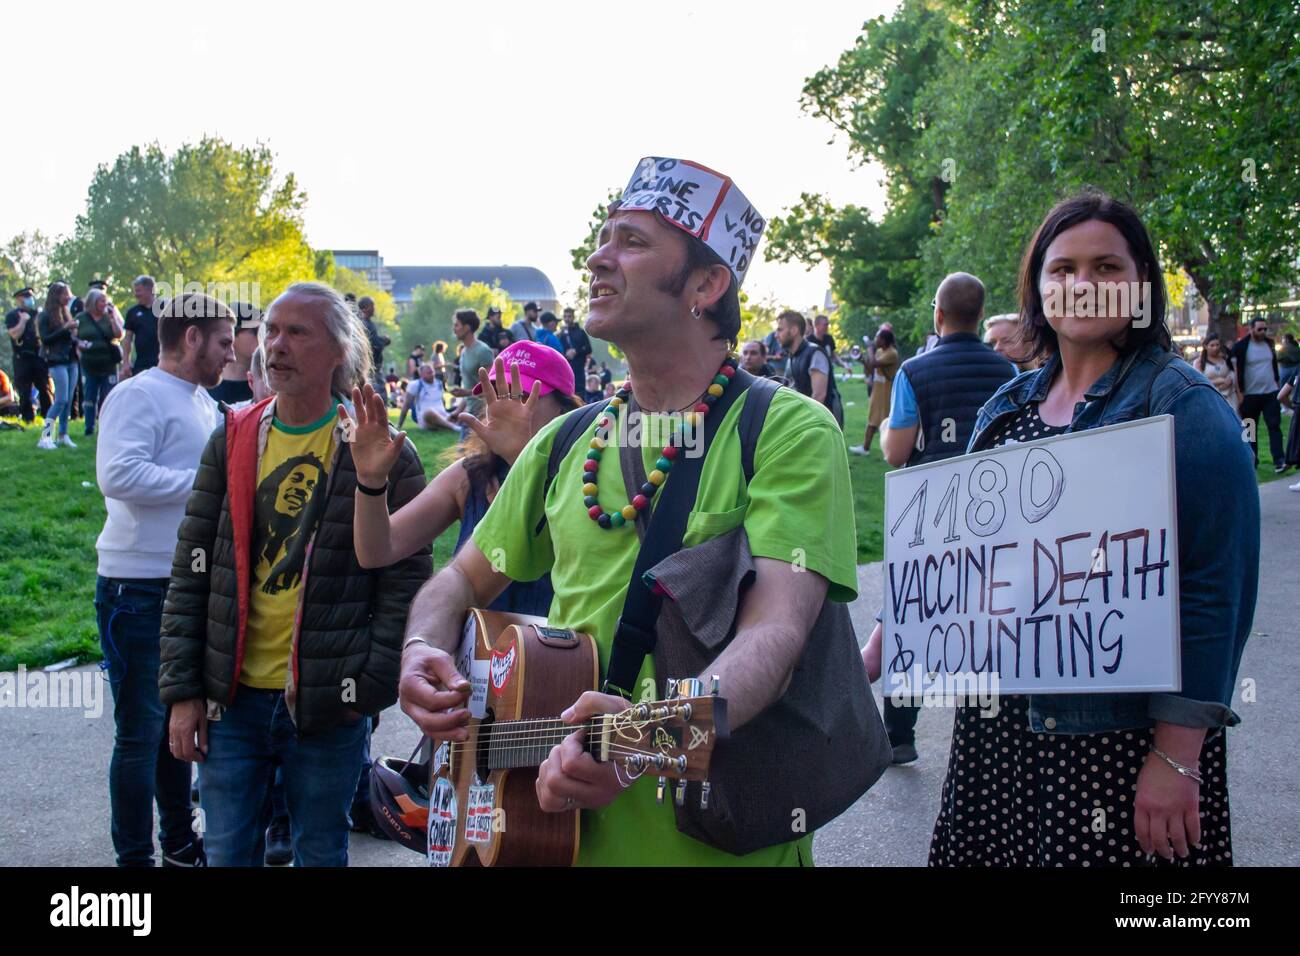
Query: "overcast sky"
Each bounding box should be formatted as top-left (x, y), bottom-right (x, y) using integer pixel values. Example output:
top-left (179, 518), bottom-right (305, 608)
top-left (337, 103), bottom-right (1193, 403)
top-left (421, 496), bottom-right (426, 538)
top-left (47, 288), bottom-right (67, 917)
top-left (4, 0), bottom-right (897, 309)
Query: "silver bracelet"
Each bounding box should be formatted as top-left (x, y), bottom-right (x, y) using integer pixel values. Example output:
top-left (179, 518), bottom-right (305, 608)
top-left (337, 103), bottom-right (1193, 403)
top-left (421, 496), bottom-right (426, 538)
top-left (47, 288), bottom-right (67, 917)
top-left (1150, 746), bottom-right (1204, 784)
top-left (402, 635), bottom-right (431, 651)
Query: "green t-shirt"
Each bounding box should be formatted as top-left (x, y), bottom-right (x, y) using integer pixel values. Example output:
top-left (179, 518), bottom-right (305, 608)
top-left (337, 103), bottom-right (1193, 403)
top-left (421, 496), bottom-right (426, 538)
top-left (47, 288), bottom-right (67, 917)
top-left (471, 385), bottom-right (858, 866)
top-left (458, 339), bottom-right (496, 417)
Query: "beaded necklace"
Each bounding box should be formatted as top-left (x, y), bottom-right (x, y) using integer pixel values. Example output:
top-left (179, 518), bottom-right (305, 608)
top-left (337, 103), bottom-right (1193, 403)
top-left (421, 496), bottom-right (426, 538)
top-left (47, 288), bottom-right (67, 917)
top-left (582, 354), bottom-right (738, 529)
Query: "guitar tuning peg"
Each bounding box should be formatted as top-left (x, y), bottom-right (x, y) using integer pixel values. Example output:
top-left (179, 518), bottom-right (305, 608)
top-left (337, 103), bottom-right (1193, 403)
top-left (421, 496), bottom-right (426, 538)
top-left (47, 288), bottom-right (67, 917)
top-left (674, 779), bottom-right (687, 807)
top-left (676, 677), bottom-right (702, 699)
top-left (656, 777), bottom-right (666, 804)
top-left (700, 780), bottom-right (712, 810)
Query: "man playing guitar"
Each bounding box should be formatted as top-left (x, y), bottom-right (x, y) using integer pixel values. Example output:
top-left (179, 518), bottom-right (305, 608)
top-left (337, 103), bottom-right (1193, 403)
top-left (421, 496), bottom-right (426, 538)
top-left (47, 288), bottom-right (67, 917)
top-left (399, 158), bottom-right (859, 865)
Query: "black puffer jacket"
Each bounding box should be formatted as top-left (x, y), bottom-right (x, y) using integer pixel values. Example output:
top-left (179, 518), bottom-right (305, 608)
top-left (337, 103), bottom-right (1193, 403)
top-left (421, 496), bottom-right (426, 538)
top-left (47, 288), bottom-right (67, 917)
top-left (159, 397), bottom-right (431, 735)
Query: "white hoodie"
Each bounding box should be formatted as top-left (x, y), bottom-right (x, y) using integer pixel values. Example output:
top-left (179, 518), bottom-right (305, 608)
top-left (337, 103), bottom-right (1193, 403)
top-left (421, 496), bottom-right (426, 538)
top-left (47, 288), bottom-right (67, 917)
top-left (95, 367), bottom-right (219, 578)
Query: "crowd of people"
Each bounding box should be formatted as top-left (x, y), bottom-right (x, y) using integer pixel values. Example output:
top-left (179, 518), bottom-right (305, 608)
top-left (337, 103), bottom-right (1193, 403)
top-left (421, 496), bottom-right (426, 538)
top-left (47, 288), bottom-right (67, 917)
top-left (2, 154), bottom-right (1287, 870)
top-left (732, 294), bottom-right (1298, 490)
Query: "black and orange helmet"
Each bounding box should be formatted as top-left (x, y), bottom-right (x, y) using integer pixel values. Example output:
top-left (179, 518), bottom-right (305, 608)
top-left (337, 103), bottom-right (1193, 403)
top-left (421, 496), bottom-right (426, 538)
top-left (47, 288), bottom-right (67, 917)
top-left (368, 739), bottom-right (432, 854)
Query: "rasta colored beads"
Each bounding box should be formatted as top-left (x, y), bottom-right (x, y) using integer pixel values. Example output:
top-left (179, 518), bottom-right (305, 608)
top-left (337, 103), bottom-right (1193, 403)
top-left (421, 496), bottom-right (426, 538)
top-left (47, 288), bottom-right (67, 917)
top-left (582, 354), bottom-right (738, 529)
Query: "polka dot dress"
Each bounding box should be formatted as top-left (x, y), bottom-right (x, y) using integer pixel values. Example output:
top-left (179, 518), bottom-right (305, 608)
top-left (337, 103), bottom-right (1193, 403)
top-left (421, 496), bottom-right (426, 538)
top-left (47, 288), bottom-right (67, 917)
top-left (927, 404), bottom-right (1234, 868)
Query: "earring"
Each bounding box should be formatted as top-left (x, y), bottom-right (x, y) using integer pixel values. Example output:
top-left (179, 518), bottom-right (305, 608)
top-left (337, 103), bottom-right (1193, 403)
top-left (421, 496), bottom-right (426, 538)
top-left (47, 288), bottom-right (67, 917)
top-left (691, 305), bottom-right (702, 319)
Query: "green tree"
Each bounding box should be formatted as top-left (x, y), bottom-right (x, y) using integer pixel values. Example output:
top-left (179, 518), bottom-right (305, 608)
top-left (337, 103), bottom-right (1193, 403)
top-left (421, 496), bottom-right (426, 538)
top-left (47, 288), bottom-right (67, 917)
top-left (783, 0), bottom-right (1300, 347)
top-left (52, 137), bottom-right (316, 310)
top-left (311, 252), bottom-right (400, 346)
top-left (401, 281), bottom-right (517, 358)
top-left (570, 186), bottom-right (624, 310)
top-left (765, 0), bottom-right (950, 351)
top-left (0, 231), bottom-right (54, 294)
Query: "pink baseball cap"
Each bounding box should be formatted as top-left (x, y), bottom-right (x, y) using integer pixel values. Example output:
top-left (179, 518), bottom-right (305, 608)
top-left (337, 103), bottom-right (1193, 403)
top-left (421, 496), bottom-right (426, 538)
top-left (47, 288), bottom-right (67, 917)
top-left (472, 340), bottom-right (576, 398)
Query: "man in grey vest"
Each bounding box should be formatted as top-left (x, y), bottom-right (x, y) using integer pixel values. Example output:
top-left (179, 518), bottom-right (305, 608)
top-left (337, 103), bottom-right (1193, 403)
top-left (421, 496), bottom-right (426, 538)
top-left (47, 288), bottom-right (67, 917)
top-left (872, 272), bottom-right (1016, 763)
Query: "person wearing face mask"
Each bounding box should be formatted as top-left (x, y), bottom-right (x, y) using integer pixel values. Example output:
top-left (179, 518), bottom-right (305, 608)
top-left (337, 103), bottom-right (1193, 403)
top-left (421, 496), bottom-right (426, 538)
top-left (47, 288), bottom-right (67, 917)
top-left (5, 286), bottom-right (52, 423)
top-left (926, 193), bottom-right (1258, 868)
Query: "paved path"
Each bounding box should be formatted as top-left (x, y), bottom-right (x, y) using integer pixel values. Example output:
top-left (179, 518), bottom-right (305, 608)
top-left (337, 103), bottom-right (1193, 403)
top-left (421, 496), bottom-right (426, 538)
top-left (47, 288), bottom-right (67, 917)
top-left (1, 482), bottom-right (1293, 866)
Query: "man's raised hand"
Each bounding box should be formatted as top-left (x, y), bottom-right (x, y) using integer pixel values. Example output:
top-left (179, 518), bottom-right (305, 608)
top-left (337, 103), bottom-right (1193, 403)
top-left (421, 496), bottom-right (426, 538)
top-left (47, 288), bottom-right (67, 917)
top-left (339, 383), bottom-right (406, 487)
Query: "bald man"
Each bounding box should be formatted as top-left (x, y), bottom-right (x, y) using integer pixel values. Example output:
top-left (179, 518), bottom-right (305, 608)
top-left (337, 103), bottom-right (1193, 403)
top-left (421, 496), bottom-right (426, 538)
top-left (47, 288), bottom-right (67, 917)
top-left (873, 272), bottom-right (1017, 763)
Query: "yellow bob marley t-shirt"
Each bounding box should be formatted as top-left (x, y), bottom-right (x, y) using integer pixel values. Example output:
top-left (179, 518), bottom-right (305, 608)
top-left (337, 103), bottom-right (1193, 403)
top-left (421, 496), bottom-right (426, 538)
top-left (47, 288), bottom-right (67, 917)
top-left (240, 410), bottom-right (336, 689)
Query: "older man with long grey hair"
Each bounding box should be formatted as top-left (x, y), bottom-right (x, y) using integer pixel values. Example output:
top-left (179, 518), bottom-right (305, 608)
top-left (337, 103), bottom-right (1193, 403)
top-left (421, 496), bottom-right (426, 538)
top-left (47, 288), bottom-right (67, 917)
top-left (160, 282), bottom-right (431, 866)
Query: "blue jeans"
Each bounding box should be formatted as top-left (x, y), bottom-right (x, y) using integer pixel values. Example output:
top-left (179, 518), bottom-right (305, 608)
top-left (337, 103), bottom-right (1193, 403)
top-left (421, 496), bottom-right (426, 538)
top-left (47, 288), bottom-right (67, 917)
top-left (95, 576), bottom-right (195, 866)
top-left (198, 686), bottom-right (366, 866)
top-left (82, 371), bottom-right (116, 435)
top-left (47, 362), bottom-right (77, 437)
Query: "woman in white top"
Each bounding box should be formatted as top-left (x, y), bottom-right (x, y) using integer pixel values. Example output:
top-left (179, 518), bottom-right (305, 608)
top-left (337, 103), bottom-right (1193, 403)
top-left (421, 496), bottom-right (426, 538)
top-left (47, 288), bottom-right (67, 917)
top-left (1194, 332), bottom-right (1237, 409)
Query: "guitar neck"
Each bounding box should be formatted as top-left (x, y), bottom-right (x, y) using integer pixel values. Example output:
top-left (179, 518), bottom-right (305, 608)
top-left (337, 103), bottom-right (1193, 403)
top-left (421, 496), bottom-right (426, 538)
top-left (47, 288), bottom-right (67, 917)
top-left (484, 716), bottom-right (606, 771)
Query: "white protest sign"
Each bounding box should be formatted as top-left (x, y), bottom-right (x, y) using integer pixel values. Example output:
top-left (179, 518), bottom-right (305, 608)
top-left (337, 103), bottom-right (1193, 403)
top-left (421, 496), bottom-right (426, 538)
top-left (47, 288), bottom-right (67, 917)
top-left (882, 416), bottom-right (1180, 696)
top-left (619, 156), bottom-right (765, 286)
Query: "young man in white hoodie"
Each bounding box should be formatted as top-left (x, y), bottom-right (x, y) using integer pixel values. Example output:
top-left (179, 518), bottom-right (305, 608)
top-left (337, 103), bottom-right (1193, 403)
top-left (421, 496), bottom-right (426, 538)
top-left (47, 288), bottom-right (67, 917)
top-left (94, 293), bottom-right (236, 867)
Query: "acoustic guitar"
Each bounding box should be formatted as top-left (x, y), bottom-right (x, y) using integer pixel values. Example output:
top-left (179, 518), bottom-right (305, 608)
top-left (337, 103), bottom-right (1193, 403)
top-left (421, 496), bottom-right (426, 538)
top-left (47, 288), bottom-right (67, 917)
top-left (428, 608), bottom-right (727, 867)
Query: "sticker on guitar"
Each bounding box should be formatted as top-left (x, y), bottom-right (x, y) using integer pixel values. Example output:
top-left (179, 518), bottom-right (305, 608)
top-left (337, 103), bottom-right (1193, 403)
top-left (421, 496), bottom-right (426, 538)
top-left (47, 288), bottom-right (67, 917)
top-left (456, 617), bottom-right (490, 718)
top-left (428, 777), bottom-right (457, 867)
top-left (490, 644), bottom-right (517, 692)
top-left (465, 783), bottom-right (495, 843)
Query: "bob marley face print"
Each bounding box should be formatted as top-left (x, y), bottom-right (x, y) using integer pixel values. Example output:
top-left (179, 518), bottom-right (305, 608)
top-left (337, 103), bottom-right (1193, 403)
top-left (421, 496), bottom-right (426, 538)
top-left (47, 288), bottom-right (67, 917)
top-left (253, 452), bottom-right (328, 595)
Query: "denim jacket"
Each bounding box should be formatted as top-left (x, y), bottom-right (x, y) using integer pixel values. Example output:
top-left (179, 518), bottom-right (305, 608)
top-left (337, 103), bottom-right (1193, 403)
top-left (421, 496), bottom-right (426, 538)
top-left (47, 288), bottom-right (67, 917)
top-left (968, 344), bottom-right (1260, 734)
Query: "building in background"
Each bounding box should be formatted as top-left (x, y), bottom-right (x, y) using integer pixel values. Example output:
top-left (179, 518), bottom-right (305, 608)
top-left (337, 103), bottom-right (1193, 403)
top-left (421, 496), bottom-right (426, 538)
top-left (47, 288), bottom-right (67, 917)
top-left (386, 265), bottom-right (558, 314)
top-left (329, 251), bottom-right (559, 315)
top-left (331, 250), bottom-right (394, 293)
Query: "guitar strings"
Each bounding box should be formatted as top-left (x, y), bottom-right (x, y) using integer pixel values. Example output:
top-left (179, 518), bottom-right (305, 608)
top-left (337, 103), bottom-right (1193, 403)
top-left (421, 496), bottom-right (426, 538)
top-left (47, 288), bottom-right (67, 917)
top-left (446, 711), bottom-right (685, 762)
top-left (438, 710), bottom-right (695, 749)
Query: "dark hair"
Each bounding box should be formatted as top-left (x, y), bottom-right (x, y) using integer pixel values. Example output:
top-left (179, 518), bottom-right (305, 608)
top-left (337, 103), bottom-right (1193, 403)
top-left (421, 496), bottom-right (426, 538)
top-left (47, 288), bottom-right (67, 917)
top-left (608, 199), bottom-right (742, 344)
top-left (668, 232), bottom-right (741, 344)
top-left (1017, 192), bottom-right (1170, 361)
top-left (540, 310), bottom-right (558, 326)
top-left (157, 293), bottom-right (236, 353)
top-left (43, 282), bottom-right (72, 326)
top-left (1196, 331), bottom-right (1230, 371)
top-left (1250, 316), bottom-right (1269, 328)
top-left (777, 309), bottom-right (806, 336)
top-left (876, 328), bottom-right (896, 349)
top-left (453, 308), bottom-right (480, 333)
top-left (1286, 333), bottom-right (1298, 346)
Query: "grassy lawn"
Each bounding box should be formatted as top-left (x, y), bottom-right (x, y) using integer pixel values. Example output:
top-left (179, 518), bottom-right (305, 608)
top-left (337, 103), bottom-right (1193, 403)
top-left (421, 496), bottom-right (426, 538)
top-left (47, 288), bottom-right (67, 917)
top-left (0, 381), bottom-right (1290, 669)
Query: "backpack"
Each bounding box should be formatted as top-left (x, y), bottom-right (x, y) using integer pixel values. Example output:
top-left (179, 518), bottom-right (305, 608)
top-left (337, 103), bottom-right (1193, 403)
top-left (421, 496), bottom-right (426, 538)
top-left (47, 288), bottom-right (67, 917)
top-left (541, 372), bottom-right (890, 855)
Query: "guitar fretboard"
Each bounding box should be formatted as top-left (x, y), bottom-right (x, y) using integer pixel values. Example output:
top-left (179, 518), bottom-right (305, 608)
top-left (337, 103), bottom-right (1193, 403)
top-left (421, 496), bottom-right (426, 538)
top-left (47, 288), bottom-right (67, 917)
top-left (484, 717), bottom-right (602, 771)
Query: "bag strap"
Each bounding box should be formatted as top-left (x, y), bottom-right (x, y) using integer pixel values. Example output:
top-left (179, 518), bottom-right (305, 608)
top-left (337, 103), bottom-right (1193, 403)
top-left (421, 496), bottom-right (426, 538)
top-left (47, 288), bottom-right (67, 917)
top-left (87, 314), bottom-right (115, 346)
top-left (604, 367), bottom-right (757, 698)
top-left (536, 401), bottom-right (605, 535)
top-left (738, 375), bottom-right (780, 484)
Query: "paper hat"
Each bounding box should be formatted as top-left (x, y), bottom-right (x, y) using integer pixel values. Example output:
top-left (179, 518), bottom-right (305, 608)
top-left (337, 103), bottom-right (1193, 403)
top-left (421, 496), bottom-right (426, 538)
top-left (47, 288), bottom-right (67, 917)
top-left (472, 340), bottom-right (575, 398)
top-left (618, 156), bottom-right (764, 287)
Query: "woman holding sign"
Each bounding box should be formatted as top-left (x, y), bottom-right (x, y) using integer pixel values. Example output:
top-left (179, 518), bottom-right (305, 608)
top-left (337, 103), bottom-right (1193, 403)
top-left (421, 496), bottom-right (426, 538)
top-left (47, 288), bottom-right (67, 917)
top-left (927, 193), bottom-right (1259, 867)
